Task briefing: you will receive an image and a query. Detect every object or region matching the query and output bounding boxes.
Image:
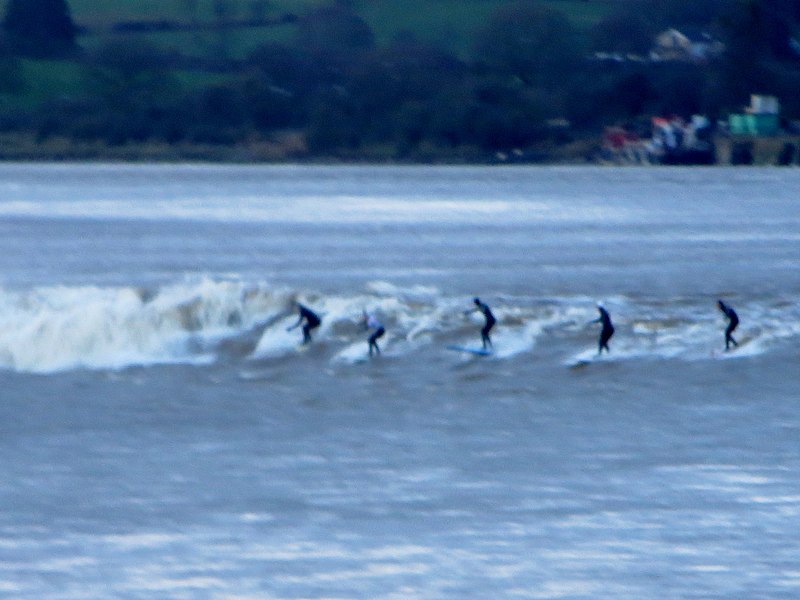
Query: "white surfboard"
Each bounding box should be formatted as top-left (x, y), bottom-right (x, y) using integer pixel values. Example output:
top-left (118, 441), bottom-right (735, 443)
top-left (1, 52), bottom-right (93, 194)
top-left (564, 348), bottom-right (611, 368)
top-left (447, 345), bottom-right (492, 356)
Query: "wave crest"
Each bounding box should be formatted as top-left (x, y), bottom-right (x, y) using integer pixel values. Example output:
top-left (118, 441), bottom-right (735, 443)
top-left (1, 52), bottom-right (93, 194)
top-left (0, 280), bottom-right (796, 373)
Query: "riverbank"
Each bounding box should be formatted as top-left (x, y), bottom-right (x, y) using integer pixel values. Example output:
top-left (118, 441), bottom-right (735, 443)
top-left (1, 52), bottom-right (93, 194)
top-left (2, 131), bottom-right (799, 166)
top-left (0, 132), bottom-right (601, 164)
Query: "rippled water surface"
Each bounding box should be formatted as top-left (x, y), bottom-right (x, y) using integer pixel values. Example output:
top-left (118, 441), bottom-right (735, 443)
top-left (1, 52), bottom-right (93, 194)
top-left (0, 164), bottom-right (798, 598)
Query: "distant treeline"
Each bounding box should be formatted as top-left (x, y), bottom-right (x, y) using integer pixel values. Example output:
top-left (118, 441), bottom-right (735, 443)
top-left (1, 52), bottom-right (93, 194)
top-left (1, 0), bottom-right (799, 161)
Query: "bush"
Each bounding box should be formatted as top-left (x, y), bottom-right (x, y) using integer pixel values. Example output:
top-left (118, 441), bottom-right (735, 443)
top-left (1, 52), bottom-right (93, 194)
top-left (471, 3), bottom-right (583, 88)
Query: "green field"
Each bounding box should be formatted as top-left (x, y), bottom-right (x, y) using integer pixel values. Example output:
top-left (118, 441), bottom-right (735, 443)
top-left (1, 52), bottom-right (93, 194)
top-left (0, 59), bottom-right (83, 111)
top-left (0, 0), bottom-right (619, 110)
top-left (49, 0), bottom-right (615, 30)
top-left (0, 57), bottom-right (232, 112)
top-left (1, 0), bottom-right (617, 58)
top-left (0, 0), bottom-right (620, 152)
top-left (0, 0), bottom-right (321, 26)
top-left (359, 0), bottom-right (615, 53)
top-left (77, 26), bottom-right (296, 59)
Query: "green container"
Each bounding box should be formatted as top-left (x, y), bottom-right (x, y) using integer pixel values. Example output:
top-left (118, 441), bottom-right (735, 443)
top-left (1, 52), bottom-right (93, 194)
top-left (729, 113), bottom-right (779, 136)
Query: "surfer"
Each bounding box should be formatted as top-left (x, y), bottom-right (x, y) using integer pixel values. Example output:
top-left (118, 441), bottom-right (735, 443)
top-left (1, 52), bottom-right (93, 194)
top-left (465, 297), bottom-right (495, 350)
top-left (592, 304), bottom-right (615, 354)
top-left (362, 311), bottom-right (385, 357)
top-left (287, 302), bottom-right (321, 344)
top-left (717, 299), bottom-right (739, 350)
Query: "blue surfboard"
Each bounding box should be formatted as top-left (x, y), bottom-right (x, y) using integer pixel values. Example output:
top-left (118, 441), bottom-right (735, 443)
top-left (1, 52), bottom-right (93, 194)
top-left (447, 345), bottom-right (492, 356)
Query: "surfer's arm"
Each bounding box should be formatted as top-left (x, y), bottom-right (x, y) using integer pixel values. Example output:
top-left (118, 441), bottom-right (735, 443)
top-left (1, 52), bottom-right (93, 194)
top-left (286, 315), bottom-right (302, 330)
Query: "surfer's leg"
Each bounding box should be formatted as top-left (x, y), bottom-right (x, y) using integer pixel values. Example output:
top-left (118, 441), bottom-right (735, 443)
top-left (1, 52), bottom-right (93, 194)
top-left (481, 323), bottom-right (493, 349)
top-left (724, 324), bottom-right (738, 350)
top-left (302, 324), bottom-right (312, 344)
top-left (369, 327), bottom-right (384, 356)
top-left (598, 330), bottom-right (610, 354)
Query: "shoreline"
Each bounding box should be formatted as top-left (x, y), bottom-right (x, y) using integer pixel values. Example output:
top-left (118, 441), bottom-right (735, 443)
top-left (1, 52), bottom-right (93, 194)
top-left (0, 132), bottom-right (600, 165)
top-left (0, 134), bottom-right (796, 166)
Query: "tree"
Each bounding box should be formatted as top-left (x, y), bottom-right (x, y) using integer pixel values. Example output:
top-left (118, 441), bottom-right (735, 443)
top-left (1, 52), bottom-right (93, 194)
top-left (0, 36), bottom-right (23, 94)
top-left (641, 0), bottom-right (736, 29)
top-left (248, 0), bottom-right (274, 22)
top-left (247, 42), bottom-right (321, 95)
top-left (3, 0), bottom-right (77, 58)
top-left (79, 41), bottom-right (183, 144)
top-left (471, 3), bottom-right (582, 88)
top-left (297, 3), bottom-right (375, 57)
top-left (710, 0), bottom-right (800, 112)
top-left (591, 12), bottom-right (656, 55)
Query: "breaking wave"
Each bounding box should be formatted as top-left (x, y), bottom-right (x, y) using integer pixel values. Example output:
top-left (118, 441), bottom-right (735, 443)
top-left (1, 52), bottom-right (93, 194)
top-left (0, 278), bottom-right (797, 374)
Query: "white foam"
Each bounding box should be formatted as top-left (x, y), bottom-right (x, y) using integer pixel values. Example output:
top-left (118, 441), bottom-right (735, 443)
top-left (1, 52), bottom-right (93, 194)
top-left (490, 310), bottom-right (566, 359)
top-left (711, 338), bottom-right (767, 360)
top-left (0, 278), bottom-right (286, 373)
top-left (250, 316), bottom-right (307, 359)
top-left (332, 333), bottom-right (394, 364)
top-left (250, 292), bottom-right (377, 359)
top-left (561, 297), bottom-right (800, 365)
top-left (332, 340), bottom-right (373, 364)
top-left (0, 283), bottom-right (797, 373)
top-left (0, 195), bottom-right (634, 226)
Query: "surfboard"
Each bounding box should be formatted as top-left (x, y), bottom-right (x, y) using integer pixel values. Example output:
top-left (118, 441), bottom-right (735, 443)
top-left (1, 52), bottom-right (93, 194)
top-left (564, 348), bottom-right (611, 368)
top-left (333, 340), bottom-right (382, 363)
top-left (447, 345), bottom-right (492, 356)
top-left (566, 358), bottom-right (592, 369)
top-left (710, 333), bottom-right (758, 359)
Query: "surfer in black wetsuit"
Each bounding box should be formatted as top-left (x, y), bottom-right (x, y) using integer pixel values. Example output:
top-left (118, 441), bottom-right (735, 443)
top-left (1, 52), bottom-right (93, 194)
top-left (287, 302), bottom-right (321, 344)
top-left (465, 297), bottom-right (495, 350)
top-left (717, 299), bottom-right (739, 351)
top-left (592, 304), bottom-right (614, 355)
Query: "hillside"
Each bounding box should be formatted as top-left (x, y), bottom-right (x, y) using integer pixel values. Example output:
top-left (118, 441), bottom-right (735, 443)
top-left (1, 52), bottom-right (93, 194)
top-left (0, 0), bottom-right (798, 163)
top-left (3, 0), bottom-right (618, 59)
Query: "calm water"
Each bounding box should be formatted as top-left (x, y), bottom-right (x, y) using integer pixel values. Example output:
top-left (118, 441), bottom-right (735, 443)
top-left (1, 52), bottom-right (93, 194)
top-left (0, 164), bottom-right (798, 598)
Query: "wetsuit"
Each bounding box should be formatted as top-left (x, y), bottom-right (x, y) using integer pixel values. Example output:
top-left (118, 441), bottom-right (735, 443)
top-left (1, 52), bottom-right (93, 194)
top-left (291, 304), bottom-right (321, 344)
top-left (593, 306), bottom-right (614, 354)
top-left (365, 314), bottom-right (385, 356)
top-left (469, 298), bottom-right (495, 350)
top-left (718, 300), bottom-right (739, 350)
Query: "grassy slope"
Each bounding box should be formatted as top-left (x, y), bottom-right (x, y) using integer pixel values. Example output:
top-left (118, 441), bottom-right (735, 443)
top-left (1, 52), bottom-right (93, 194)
top-left (61, 0), bottom-right (613, 30)
top-left (0, 59), bottom-right (84, 112)
top-left (0, 1), bottom-right (618, 122)
top-left (74, 0), bottom-right (615, 59)
top-left (358, 0), bottom-right (616, 56)
top-left (31, 0), bottom-right (330, 26)
top-left (1, 0), bottom-right (617, 51)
